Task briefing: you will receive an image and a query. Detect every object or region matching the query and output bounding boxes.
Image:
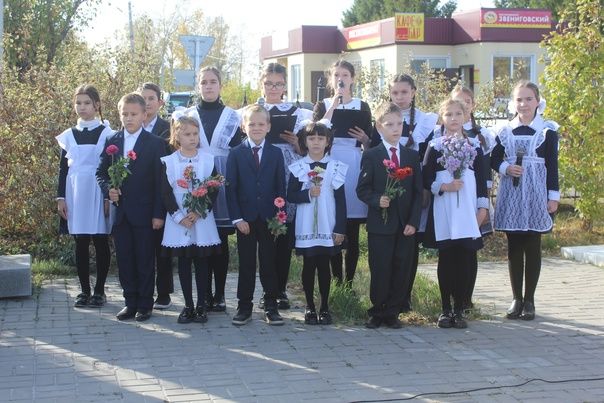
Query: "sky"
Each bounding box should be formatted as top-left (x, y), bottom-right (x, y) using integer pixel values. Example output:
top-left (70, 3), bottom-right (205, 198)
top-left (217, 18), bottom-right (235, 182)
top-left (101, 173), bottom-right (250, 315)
top-left (80, 0), bottom-right (495, 83)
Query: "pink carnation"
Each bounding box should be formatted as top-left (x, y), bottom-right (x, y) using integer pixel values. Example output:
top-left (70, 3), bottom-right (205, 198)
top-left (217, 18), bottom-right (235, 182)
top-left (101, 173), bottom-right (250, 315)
top-left (192, 186), bottom-right (208, 198)
top-left (274, 197), bottom-right (285, 209)
top-left (277, 211), bottom-right (287, 224)
top-left (127, 150), bottom-right (137, 160)
top-left (106, 144), bottom-right (119, 156)
top-left (206, 180), bottom-right (221, 188)
top-left (177, 179), bottom-right (189, 189)
top-left (382, 159), bottom-right (396, 170)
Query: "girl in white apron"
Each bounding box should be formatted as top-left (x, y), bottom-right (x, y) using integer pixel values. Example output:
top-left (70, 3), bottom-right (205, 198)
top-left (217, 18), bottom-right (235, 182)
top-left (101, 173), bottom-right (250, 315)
top-left (287, 122), bottom-right (347, 325)
top-left (177, 67), bottom-right (242, 312)
top-left (160, 116), bottom-right (221, 324)
top-left (423, 98), bottom-right (489, 329)
top-left (451, 86), bottom-right (497, 311)
top-left (491, 81), bottom-right (560, 321)
top-left (259, 63), bottom-right (313, 310)
top-left (314, 59), bottom-right (372, 285)
top-left (56, 85), bottom-right (113, 308)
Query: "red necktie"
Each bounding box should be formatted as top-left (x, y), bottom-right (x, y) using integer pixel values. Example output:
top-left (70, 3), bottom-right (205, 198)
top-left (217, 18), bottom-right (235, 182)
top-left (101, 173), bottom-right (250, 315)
top-left (252, 146), bottom-right (261, 168)
top-left (390, 147), bottom-right (399, 167)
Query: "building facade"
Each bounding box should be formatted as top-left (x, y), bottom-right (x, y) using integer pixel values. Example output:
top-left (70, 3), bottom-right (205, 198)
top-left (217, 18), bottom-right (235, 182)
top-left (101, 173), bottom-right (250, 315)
top-left (260, 8), bottom-right (554, 103)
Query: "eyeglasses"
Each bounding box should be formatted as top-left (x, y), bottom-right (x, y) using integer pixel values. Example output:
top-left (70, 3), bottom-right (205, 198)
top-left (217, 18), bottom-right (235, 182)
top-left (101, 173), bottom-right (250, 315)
top-left (263, 81), bottom-right (286, 90)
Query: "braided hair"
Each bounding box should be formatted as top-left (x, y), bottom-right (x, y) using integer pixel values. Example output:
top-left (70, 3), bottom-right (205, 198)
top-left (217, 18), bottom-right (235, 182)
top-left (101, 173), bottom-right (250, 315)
top-left (451, 86), bottom-right (486, 149)
top-left (390, 74), bottom-right (417, 148)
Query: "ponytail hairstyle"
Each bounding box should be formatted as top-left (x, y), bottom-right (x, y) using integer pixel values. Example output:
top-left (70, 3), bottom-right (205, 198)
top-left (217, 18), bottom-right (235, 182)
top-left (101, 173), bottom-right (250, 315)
top-left (74, 84), bottom-right (104, 122)
top-left (438, 97), bottom-right (469, 140)
top-left (260, 63), bottom-right (287, 100)
top-left (511, 80), bottom-right (541, 119)
top-left (389, 74), bottom-right (417, 148)
top-left (326, 59), bottom-right (355, 95)
top-left (169, 115), bottom-right (200, 150)
top-left (451, 86), bottom-right (486, 149)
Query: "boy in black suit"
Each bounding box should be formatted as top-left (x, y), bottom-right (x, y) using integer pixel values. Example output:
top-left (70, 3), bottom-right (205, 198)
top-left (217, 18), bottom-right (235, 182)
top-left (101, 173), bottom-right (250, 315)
top-left (226, 104), bottom-right (286, 326)
top-left (138, 82), bottom-right (173, 310)
top-left (357, 102), bottom-right (422, 329)
top-left (96, 93), bottom-right (167, 322)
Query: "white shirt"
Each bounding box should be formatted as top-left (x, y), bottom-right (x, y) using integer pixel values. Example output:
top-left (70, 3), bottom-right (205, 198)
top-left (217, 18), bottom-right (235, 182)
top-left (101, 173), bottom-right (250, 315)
top-left (124, 127), bottom-right (143, 157)
top-left (143, 115), bottom-right (158, 133)
top-left (247, 138), bottom-right (265, 162)
top-left (382, 140), bottom-right (400, 163)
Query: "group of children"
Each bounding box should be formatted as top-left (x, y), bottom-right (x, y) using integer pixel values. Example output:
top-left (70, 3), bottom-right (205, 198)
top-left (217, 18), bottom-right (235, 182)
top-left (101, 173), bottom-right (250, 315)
top-left (57, 60), bottom-right (559, 329)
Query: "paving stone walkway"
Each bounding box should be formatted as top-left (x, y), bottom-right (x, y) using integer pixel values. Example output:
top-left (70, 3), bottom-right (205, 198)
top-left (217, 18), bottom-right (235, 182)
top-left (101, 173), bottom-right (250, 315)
top-left (1, 258), bottom-right (603, 402)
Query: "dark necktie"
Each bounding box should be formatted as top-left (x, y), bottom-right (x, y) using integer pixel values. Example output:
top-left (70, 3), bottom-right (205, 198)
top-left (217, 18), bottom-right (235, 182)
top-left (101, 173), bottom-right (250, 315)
top-left (252, 146), bottom-right (261, 168)
top-left (390, 147), bottom-right (399, 167)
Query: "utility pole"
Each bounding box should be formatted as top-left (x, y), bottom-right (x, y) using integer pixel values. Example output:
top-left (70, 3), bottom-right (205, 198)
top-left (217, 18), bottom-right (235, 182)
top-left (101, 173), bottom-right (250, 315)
top-left (128, 1), bottom-right (135, 52)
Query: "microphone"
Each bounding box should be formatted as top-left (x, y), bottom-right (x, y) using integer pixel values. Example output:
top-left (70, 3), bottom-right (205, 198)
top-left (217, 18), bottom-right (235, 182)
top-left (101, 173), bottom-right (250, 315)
top-left (513, 149), bottom-right (525, 187)
top-left (256, 97), bottom-right (265, 107)
top-left (337, 80), bottom-right (344, 105)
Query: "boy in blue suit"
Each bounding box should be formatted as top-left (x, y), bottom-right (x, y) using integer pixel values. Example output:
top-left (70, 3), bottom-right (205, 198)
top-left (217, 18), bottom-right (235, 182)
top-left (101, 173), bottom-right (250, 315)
top-left (96, 93), bottom-right (167, 322)
top-left (226, 104), bottom-right (286, 326)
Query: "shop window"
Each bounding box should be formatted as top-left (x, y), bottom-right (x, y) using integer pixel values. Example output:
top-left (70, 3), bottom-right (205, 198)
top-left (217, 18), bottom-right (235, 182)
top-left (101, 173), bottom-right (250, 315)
top-left (370, 59), bottom-right (386, 91)
top-left (493, 56), bottom-right (532, 82)
top-left (411, 57), bottom-right (448, 72)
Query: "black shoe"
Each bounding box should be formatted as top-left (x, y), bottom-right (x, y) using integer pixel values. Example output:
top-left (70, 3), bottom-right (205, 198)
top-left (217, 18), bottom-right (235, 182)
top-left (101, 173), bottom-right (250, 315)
top-left (304, 308), bottom-right (318, 325)
top-left (205, 294), bottom-right (214, 310)
top-left (365, 316), bottom-right (382, 329)
top-left (437, 311), bottom-right (453, 328)
top-left (177, 307), bottom-right (195, 324)
top-left (232, 310), bottom-right (252, 326)
top-left (212, 295), bottom-right (226, 312)
top-left (74, 293), bottom-right (90, 308)
top-left (520, 301), bottom-right (535, 321)
top-left (194, 306), bottom-right (208, 323)
top-left (116, 306), bottom-right (136, 321)
top-left (453, 312), bottom-right (467, 329)
top-left (506, 299), bottom-right (523, 319)
top-left (319, 310), bottom-right (333, 325)
top-left (264, 310), bottom-right (284, 326)
top-left (258, 296), bottom-right (265, 310)
top-left (277, 293), bottom-right (291, 310)
top-left (383, 316), bottom-right (403, 329)
top-left (153, 295), bottom-right (172, 310)
top-left (88, 294), bottom-right (106, 308)
top-left (135, 309), bottom-right (152, 322)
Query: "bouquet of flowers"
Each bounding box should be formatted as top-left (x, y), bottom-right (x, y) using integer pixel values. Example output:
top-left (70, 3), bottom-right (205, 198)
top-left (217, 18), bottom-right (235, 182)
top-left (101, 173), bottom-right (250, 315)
top-left (267, 197), bottom-right (287, 240)
top-left (382, 159), bottom-right (413, 223)
top-left (436, 135), bottom-right (477, 207)
top-left (178, 165), bottom-right (225, 219)
top-left (105, 145), bottom-right (137, 206)
top-left (308, 166), bottom-right (325, 235)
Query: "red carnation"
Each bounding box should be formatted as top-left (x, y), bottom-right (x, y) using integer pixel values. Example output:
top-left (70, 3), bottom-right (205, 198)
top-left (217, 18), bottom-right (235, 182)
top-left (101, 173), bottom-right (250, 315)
top-left (192, 186), bottom-right (208, 198)
top-left (127, 150), bottom-right (137, 161)
top-left (274, 197), bottom-right (285, 209)
top-left (106, 144), bottom-right (119, 156)
top-left (277, 211), bottom-right (287, 224)
top-left (177, 179), bottom-right (189, 189)
top-left (394, 167), bottom-right (413, 180)
top-left (308, 171), bottom-right (318, 178)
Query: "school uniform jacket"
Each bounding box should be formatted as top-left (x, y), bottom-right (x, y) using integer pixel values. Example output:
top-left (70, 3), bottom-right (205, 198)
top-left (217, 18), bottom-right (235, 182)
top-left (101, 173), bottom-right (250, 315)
top-left (225, 141), bottom-right (286, 222)
top-left (96, 129), bottom-right (167, 227)
top-left (357, 144), bottom-right (422, 234)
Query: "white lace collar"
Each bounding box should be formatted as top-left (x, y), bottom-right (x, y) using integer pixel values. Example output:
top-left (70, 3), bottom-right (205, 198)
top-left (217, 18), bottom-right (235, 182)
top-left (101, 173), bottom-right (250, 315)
top-left (76, 119), bottom-right (101, 131)
top-left (302, 155), bottom-right (330, 164)
top-left (176, 150), bottom-right (200, 162)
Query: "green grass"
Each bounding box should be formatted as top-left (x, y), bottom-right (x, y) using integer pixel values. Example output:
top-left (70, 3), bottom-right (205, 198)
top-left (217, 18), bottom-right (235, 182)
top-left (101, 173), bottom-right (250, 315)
top-left (31, 259), bottom-right (74, 290)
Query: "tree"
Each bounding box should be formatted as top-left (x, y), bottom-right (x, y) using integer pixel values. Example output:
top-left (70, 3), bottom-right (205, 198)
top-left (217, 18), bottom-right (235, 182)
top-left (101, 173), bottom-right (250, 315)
top-left (3, 0), bottom-right (101, 73)
top-left (494, 0), bottom-right (569, 21)
top-left (342, 0), bottom-right (457, 27)
top-left (541, 0), bottom-right (603, 228)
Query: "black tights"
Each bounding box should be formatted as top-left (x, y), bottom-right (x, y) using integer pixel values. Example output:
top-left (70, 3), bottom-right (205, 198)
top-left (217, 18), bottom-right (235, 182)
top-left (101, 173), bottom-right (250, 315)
top-left (330, 220), bottom-right (360, 284)
top-left (207, 230), bottom-right (230, 299)
top-left (179, 257), bottom-right (208, 308)
top-left (437, 246), bottom-right (474, 313)
top-left (506, 232), bottom-right (542, 302)
top-left (74, 234), bottom-right (110, 296)
top-left (302, 255), bottom-right (331, 312)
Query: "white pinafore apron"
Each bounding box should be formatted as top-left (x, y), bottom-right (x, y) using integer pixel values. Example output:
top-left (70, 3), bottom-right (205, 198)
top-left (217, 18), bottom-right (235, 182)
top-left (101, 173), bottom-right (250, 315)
top-left (161, 152), bottom-right (221, 248)
top-left (494, 124), bottom-right (553, 232)
top-left (288, 157), bottom-right (348, 248)
top-left (56, 126), bottom-right (112, 234)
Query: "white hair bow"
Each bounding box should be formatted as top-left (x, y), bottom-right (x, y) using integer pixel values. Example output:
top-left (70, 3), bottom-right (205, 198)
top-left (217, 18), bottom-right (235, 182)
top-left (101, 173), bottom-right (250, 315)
top-left (171, 107), bottom-right (187, 120)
